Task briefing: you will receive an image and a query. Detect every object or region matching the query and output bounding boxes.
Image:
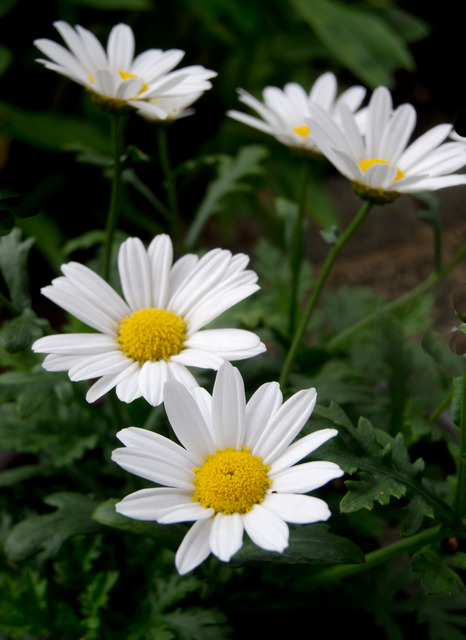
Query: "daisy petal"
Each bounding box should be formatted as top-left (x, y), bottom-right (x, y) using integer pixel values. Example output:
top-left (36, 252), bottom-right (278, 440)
top-left (270, 461), bottom-right (344, 493)
top-left (175, 519), bottom-right (213, 575)
top-left (209, 513), bottom-right (244, 562)
top-left (242, 504), bottom-right (289, 552)
top-left (263, 493), bottom-right (331, 524)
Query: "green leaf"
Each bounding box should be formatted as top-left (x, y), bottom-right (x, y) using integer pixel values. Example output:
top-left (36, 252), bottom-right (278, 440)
top-left (291, 0), bottom-right (415, 87)
top-left (92, 499), bottom-right (185, 550)
top-left (186, 145), bottom-right (268, 247)
top-left (0, 309), bottom-right (47, 353)
top-left (0, 229), bottom-right (34, 309)
top-left (0, 101), bottom-right (109, 154)
top-left (232, 523), bottom-right (363, 565)
top-left (62, 230), bottom-right (107, 258)
top-left (5, 493), bottom-right (101, 562)
top-left (412, 548), bottom-right (466, 595)
top-left (314, 404), bottom-right (454, 529)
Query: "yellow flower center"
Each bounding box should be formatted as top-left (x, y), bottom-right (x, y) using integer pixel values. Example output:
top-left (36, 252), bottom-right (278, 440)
top-left (293, 124), bottom-right (311, 137)
top-left (118, 308), bottom-right (186, 363)
top-left (358, 158), bottom-right (405, 182)
top-left (88, 69), bottom-right (148, 95)
top-left (192, 448), bottom-right (272, 515)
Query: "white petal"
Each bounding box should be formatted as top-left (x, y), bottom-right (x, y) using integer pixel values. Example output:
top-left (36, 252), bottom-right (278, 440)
top-left (163, 379), bottom-right (216, 462)
top-left (185, 329), bottom-right (265, 360)
top-left (270, 461), bottom-right (344, 493)
top-left (116, 426), bottom-right (196, 466)
top-left (115, 487), bottom-right (193, 520)
top-left (157, 503), bottom-right (214, 524)
top-left (209, 513), bottom-right (244, 562)
top-left (148, 234), bottom-right (173, 308)
top-left (242, 504), bottom-right (289, 552)
top-left (253, 388), bottom-right (317, 464)
top-left (111, 447), bottom-right (194, 490)
top-left (175, 519), bottom-right (213, 575)
top-left (138, 360), bottom-right (168, 406)
top-left (32, 333), bottom-right (117, 355)
top-left (245, 381), bottom-right (283, 450)
top-left (166, 361), bottom-right (200, 389)
top-left (118, 237), bottom-right (153, 310)
top-left (211, 362), bottom-right (246, 449)
top-left (170, 348), bottom-right (224, 370)
top-left (270, 428), bottom-right (339, 474)
top-left (85, 361), bottom-right (139, 403)
top-left (107, 23), bottom-right (134, 70)
top-left (263, 493), bottom-right (331, 524)
top-left (68, 351), bottom-right (129, 381)
top-left (115, 372), bottom-right (142, 403)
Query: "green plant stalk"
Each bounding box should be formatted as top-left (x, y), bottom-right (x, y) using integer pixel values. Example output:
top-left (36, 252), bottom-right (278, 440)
top-left (0, 290), bottom-right (21, 316)
top-left (455, 373), bottom-right (466, 524)
top-left (280, 200), bottom-right (373, 388)
top-left (103, 114), bottom-right (125, 281)
top-left (327, 240), bottom-right (466, 353)
top-left (157, 125), bottom-right (183, 247)
top-left (306, 525), bottom-right (442, 587)
top-left (288, 160), bottom-right (310, 336)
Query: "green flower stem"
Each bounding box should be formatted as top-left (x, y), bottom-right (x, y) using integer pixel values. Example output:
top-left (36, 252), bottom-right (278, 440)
top-left (288, 160), bottom-right (310, 336)
top-left (280, 200), bottom-right (373, 388)
top-left (103, 114), bottom-right (126, 282)
top-left (455, 373), bottom-right (466, 524)
top-left (327, 240), bottom-right (466, 353)
top-left (0, 290), bottom-right (21, 316)
top-left (306, 525), bottom-right (442, 587)
top-left (157, 125), bottom-right (183, 247)
top-left (428, 389), bottom-right (453, 423)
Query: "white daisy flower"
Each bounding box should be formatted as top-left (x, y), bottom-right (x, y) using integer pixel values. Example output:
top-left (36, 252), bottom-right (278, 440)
top-left (133, 66), bottom-right (216, 121)
top-left (32, 235), bottom-right (265, 406)
top-left (34, 21), bottom-right (216, 118)
top-left (112, 361), bottom-right (343, 574)
top-left (308, 86), bottom-right (466, 204)
top-left (227, 71), bottom-right (365, 154)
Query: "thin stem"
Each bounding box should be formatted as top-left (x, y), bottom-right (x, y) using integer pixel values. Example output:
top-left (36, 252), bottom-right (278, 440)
top-left (327, 240), bottom-right (466, 353)
top-left (157, 125), bottom-right (183, 246)
top-left (288, 160), bottom-right (310, 335)
top-left (280, 200), bottom-right (373, 388)
top-left (306, 526), bottom-right (442, 587)
top-left (455, 373), bottom-right (466, 524)
top-left (0, 290), bottom-right (21, 316)
top-left (103, 114), bottom-right (126, 281)
top-left (428, 389), bottom-right (453, 423)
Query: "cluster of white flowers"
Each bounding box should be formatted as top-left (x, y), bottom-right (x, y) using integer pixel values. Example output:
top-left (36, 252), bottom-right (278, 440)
top-left (228, 74), bottom-right (466, 203)
top-left (34, 20), bottom-right (466, 575)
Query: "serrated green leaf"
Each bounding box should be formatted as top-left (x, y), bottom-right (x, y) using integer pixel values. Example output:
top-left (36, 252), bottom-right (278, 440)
top-left (232, 523), bottom-right (363, 565)
top-left (186, 145), bottom-right (268, 247)
top-left (0, 463), bottom-right (52, 488)
top-left (413, 548), bottom-right (466, 595)
top-left (5, 493), bottom-right (101, 562)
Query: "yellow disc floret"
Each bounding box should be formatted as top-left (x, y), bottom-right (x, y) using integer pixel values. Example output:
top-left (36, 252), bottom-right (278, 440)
top-left (358, 158), bottom-right (405, 182)
top-left (293, 124), bottom-right (311, 137)
top-left (118, 308), bottom-right (186, 363)
top-left (192, 448), bottom-right (271, 515)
